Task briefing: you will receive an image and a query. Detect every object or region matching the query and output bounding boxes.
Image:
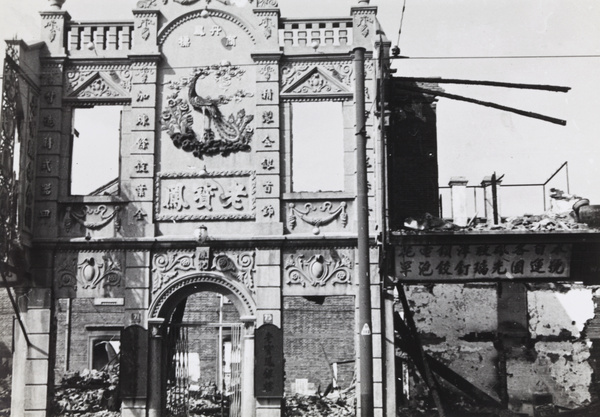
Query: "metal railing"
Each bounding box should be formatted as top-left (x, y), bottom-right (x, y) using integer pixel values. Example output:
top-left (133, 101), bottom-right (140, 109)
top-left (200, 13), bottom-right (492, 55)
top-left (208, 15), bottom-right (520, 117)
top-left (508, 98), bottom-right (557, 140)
top-left (439, 162), bottom-right (570, 219)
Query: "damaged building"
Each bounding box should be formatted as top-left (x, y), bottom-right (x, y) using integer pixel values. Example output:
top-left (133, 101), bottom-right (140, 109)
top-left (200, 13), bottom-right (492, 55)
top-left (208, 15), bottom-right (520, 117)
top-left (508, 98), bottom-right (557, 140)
top-left (0, 0), bottom-right (599, 416)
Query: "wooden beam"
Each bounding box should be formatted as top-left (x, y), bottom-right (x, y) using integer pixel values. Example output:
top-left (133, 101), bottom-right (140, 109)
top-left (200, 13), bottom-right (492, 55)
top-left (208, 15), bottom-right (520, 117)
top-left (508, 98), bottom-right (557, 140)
top-left (395, 77), bottom-right (570, 92)
top-left (395, 85), bottom-right (567, 126)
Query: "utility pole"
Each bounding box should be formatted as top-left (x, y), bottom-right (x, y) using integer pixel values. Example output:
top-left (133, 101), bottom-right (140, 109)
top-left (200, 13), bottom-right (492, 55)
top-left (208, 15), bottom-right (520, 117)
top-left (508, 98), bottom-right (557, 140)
top-left (353, 46), bottom-right (374, 417)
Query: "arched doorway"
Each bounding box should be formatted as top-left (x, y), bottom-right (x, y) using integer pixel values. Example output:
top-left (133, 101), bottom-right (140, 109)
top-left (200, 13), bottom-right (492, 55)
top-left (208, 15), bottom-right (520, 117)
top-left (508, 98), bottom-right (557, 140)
top-left (148, 273), bottom-right (256, 417)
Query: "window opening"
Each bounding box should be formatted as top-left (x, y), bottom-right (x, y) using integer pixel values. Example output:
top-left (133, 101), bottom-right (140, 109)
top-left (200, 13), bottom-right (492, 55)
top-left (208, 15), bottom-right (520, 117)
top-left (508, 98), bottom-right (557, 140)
top-left (91, 338), bottom-right (120, 370)
top-left (70, 106), bottom-right (122, 196)
top-left (291, 101), bottom-right (344, 192)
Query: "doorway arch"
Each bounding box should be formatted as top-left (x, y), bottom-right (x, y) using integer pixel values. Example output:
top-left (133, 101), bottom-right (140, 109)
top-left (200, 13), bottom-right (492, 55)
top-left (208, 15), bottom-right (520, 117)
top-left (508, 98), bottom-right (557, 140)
top-left (148, 272), bottom-right (256, 417)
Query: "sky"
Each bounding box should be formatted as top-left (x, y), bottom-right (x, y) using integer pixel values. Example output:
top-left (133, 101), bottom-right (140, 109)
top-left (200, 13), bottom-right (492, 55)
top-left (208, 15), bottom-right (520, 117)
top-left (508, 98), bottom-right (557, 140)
top-left (0, 0), bottom-right (598, 214)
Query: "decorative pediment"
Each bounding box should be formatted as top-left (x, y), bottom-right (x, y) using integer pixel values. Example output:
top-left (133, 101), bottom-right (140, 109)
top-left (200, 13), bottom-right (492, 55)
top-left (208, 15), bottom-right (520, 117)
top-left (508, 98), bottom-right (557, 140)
top-left (281, 67), bottom-right (349, 96)
top-left (67, 73), bottom-right (129, 99)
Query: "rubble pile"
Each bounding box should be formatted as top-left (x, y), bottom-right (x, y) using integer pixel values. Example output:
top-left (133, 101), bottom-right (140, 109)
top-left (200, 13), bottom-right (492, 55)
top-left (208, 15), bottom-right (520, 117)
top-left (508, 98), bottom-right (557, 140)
top-left (183, 383), bottom-right (231, 416)
top-left (474, 211), bottom-right (588, 232)
top-left (51, 367), bottom-right (120, 417)
top-left (284, 391), bottom-right (356, 417)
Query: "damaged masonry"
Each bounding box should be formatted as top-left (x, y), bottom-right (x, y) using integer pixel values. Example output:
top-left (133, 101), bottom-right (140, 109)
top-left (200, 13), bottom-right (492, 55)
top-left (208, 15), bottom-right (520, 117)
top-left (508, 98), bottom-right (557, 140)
top-left (0, 1), bottom-right (599, 417)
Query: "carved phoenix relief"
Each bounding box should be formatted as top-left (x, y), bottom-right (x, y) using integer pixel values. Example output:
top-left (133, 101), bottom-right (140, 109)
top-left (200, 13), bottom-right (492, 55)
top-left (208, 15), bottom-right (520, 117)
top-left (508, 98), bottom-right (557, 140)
top-left (161, 64), bottom-right (254, 159)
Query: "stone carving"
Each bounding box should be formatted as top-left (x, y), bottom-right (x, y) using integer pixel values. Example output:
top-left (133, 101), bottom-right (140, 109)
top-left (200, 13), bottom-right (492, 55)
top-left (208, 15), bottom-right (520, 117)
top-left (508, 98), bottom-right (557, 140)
top-left (151, 250), bottom-right (256, 297)
top-left (161, 65), bottom-right (254, 159)
top-left (152, 251), bottom-right (197, 293)
top-left (288, 202), bottom-right (348, 235)
top-left (261, 205), bottom-right (275, 218)
top-left (64, 205), bottom-right (121, 233)
top-left (138, 18), bottom-right (156, 41)
top-left (356, 15), bottom-right (373, 37)
top-left (41, 63), bottom-right (63, 86)
top-left (285, 253), bottom-right (352, 287)
top-left (44, 20), bottom-right (59, 42)
top-left (156, 171), bottom-right (256, 221)
top-left (281, 63), bottom-right (353, 94)
top-left (291, 72), bottom-right (338, 94)
top-left (257, 0), bottom-right (278, 7)
top-left (259, 65), bottom-right (275, 81)
top-left (56, 253), bottom-right (123, 290)
top-left (134, 208), bottom-right (147, 221)
top-left (75, 77), bottom-right (125, 98)
top-left (258, 17), bottom-right (274, 39)
top-left (44, 91), bottom-right (56, 105)
top-left (43, 115), bottom-right (55, 128)
top-left (150, 274), bottom-right (256, 319)
top-left (158, 9), bottom-right (256, 46)
top-left (65, 66), bottom-right (132, 95)
top-left (137, 0), bottom-right (158, 8)
top-left (213, 251), bottom-right (256, 296)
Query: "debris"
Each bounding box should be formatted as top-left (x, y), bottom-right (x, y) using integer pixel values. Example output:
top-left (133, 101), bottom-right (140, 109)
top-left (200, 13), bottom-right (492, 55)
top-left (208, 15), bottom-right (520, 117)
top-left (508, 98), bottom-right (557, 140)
top-left (50, 366), bottom-right (120, 417)
top-left (284, 387), bottom-right (356, 416)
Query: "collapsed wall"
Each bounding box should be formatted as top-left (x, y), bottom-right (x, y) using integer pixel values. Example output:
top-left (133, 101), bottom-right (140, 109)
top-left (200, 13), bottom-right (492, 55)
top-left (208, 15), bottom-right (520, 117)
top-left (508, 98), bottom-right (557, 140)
top-left (402, 282), bottom-right (599, 414)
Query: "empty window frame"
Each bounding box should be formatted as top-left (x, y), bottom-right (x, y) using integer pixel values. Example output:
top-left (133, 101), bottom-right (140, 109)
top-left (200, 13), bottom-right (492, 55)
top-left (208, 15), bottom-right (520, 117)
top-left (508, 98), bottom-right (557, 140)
top-left (291, 101), bottom-right (345, 192)
top-left (70, 106), bottom-right (122, 196)
top-left (91, 338), bottom-right (120, 371)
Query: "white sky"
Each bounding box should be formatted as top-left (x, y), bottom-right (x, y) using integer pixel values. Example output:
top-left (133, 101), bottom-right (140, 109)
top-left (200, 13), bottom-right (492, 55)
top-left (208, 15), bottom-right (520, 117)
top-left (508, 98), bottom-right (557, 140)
top-left (0, 0), bottom-right (598, 210)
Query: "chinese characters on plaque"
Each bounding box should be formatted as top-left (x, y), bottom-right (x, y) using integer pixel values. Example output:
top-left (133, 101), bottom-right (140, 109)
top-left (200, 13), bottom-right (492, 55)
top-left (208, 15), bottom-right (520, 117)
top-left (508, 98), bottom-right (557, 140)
top-left (395, 243), bottom-right (571, 281)
top-left (255, 323), bottom-right (283, 398)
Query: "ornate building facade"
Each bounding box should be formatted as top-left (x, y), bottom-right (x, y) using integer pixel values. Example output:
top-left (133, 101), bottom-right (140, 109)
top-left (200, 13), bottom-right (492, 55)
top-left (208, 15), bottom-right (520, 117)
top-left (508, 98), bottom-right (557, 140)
top-left (1, 1), bottom-right (396, 416)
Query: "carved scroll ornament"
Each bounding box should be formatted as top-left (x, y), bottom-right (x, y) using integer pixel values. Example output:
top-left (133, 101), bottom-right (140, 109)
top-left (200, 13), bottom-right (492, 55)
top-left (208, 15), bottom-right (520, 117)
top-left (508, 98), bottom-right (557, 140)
top-left (57, 253), bottom-right (123, 290)
top-left (285, 254), bottom-right (352, 287)
top-left (152, 249), bottom-right (255, 295)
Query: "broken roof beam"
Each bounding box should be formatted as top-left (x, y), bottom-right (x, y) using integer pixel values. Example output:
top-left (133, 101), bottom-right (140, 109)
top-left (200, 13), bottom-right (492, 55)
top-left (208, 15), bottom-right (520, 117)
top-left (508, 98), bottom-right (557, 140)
top-left (395, 77), bottom-right (570, 93)
top-left (395, 84), bottom-right (567, 126)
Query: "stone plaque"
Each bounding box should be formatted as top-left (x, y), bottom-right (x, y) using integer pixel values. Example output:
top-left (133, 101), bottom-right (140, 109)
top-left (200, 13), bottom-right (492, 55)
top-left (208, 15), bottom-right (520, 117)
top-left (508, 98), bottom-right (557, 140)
top-left (255, 323), bottom-right (283, 398)
top-left (156, 171), bottom-right (256, 221)
top-left (120, 325), bottom-right (148, 399)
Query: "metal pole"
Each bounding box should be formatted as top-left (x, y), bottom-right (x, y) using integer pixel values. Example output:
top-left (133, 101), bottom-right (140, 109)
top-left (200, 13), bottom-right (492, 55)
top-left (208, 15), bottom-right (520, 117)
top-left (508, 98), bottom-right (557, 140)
top-left (492, 172), bottom-right (499, 225)
top-left (353, 46), bottom-right (374, 417)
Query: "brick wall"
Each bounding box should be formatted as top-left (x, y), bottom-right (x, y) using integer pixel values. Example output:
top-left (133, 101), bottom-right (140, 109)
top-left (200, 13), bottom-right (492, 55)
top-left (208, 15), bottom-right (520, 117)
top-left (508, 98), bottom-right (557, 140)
top-left (283, 296), bottom-right (355, 393)
top-left (54, 298), bottom-right (124, 382)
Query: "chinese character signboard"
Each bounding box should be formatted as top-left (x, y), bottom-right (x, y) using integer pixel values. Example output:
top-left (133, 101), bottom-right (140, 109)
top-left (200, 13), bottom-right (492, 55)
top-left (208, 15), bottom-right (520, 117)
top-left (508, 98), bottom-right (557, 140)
top-left (155, 171), bottom-right (256, 221)
top-left (120, 325), bottom-right (148, 400)
top-left (395, 243), bottom-right (571, 281)
top-left (255, 323), bottom-right (283, 398)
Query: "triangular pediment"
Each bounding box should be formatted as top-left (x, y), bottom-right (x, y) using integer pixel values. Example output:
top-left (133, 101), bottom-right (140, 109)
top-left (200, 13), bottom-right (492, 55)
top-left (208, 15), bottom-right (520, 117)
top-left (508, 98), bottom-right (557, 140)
top-left (68, 73), bottom-right (128, 99)
top-left (281, 67), bottom-right (350, 96)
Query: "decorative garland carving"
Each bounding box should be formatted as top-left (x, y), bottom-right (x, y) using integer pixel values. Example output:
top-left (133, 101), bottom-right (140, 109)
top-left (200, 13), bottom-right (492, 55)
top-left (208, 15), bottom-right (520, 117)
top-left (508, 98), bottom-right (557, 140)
top-left (150, 273), bottom-right (256, 318)
top-left (161, 65), bottom-right (254, 159)
top-left (157, 9), bottom-right (256, 45)
top-left (285, 254), bottom-right (352, 287)
top-left (56, 252), bottom-right (123, 290)
top-left (288, 202), bottom-right (347, 235)
top-left (64, 205), bottom-right (121, 233)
